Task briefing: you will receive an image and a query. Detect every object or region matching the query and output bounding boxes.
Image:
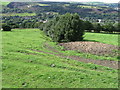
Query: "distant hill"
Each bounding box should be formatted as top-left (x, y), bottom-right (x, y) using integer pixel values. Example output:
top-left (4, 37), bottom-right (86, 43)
top-left (2, 1), bottom-right (118, 23)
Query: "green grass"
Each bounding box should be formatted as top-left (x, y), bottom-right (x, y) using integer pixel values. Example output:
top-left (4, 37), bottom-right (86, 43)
top-left (39, 3), bottom-right (50, 6)
top-left (63, 4), bottom-right (70, 7)
top-left (84, 32), bottom-right (118, 46)
top-left (61, 50), bottom-right (118, 61)
top-left (1, 1), bottom-right (10, 6)
top-left (1, 13), bottom-right (36, 16)
top-left (2, 29), bottom-right (118, 88)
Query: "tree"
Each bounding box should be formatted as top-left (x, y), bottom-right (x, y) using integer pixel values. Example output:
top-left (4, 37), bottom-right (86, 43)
top-left (114, 23), bottom-right (120, 33)
top-left (2, 24), bottom-right (11, 31)
top-left (34, 22), bottom-right (43, 28)
top-left (41, 13), bottom-right (85, 42)
top-left (93, 23), bottom-right (102, 33)
top-left (84, 21), bottom-right (93, 32)
top-left (103, 23), bottom-right (114, 33)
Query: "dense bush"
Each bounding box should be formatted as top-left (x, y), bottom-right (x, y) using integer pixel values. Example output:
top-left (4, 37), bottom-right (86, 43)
top-left (2, 25), bottom-right (11, 31)
top-left (41, 13), bottom-right (85, 42)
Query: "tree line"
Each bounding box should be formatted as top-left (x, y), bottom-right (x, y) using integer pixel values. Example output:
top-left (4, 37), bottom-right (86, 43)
top-left (84, 21), bottom-right (119, 33)
top-left (2, 13), bottom-right (119, 34)
top-left (2, 13), bottom-right (119, 43)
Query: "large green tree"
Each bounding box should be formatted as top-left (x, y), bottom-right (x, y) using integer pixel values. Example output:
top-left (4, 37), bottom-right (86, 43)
top-left (114, 23), bottom-right (120, 33)
top-left (41, 13), bottom-right (85, 42)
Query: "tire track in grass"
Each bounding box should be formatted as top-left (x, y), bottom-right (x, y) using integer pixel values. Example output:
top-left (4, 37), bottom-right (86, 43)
top-left (15, 51), bottom-right (103, 73)
top-left (30, 49), bottom-right (118, 69)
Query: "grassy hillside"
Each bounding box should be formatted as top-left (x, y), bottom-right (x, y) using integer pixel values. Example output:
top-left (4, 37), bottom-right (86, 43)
top-left (3, 2), bottom-right (118, 22)
top-left (1, 13), bottom-right (36, 16)
top-left (1, 2), bottom-right (10, 6)
top-left (2, 29), bottom-right (118, 88)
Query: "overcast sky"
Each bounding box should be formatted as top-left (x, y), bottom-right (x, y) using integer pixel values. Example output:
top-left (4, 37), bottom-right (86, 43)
top-left (44, 0), bottom-right (119, 3)
top-left (1, 0), bottom-right (119, 3)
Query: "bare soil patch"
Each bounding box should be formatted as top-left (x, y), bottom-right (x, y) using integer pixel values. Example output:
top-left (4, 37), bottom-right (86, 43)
top-left (59, 41), bottom-right (119, 56)
top-left (29, 42), bottom-right (118, 69)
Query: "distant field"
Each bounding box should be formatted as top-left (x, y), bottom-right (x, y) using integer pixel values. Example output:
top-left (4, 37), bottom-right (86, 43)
top-left (1, 2), bottom-right (10, 6)
top-left (39, 3), bottom-right (50, 6)
top-left (2, 29), bottom-right (118, 88)
top-left (63, 4), bottom-right (70, 7)
top-left (1, 13), bottom-right (36, 16)
top-left (77, 5), bottom-right (102, 9)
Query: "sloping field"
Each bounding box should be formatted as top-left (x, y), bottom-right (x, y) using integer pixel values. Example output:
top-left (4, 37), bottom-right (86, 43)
top-left (2, 29), bottom-right (118, 88)
top-left (1, 2), bottom-right (10, 6)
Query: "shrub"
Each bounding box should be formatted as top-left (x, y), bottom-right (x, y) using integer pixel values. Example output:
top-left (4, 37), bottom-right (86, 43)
top-left (2, 25), bottom-right (11, 31)
top-left (41, 13), bottom-right (85, 42)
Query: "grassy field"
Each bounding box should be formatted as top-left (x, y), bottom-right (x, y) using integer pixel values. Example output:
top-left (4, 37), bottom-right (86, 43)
top-left (1, 13), bottom-right (36, 16)
top-left (2, 29), bottom-right (118, 88)
top-left (77, 5), bottom-right (102, 9)
top-left (63, 4), bottom-right (70, 7)
top-left (84, 32), bottom-right (118, 46)
top-left (39, 3), bottom-right (50, 6)
top-left (1, 2), bottom-right (10, 6)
